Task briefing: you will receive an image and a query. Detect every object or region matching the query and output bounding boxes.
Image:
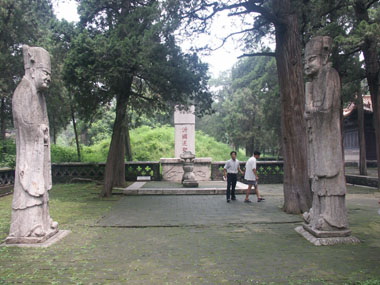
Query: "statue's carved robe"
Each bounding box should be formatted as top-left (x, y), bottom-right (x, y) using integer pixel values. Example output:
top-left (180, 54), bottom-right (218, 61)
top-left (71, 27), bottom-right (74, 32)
top-left (9, 76), bottom-right (53, 237)
top-left (307, 64), bottom-right (348, 230)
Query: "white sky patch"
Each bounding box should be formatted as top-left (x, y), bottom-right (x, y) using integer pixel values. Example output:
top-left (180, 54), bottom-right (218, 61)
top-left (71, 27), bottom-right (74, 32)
top-left (52, 1), bottom-right (248, 77)
top-left (53, 0), bottom-right (79, 22)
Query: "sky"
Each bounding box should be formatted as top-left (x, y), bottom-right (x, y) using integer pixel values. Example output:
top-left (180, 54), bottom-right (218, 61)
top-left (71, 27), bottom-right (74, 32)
top-left (52, 0), bottom-right (244, 78)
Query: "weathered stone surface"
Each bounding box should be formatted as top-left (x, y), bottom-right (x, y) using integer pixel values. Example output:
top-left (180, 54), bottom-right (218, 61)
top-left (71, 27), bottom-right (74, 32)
top-left (160, 157), bottom-right (212, 182)
top-left (302, 36), bottom-right (357, 244)
top-left (302, 223), bottom-right (352, 238)
top-left (181, 151), bottom-right (199, 187)
top-left (174, 105), bottom-right (195, 158)
top-left (6, 45), bottom-right (59, 244)
top-left (120, 181), bottom-right (249, 195)
top-left (2, 230), bottom-right (71, 248)
top-left (295, 226), bottom-right (360, 246)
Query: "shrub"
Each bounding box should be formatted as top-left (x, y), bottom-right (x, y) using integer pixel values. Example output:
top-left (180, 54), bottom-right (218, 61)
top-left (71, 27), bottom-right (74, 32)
top-left (51, 144), bottom-right (78, 163)
top-left (0, 139), bottom-right (16, 168)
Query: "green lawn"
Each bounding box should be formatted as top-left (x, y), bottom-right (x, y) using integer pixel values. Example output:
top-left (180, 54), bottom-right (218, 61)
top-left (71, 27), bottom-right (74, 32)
top-left (0, 184), bottom-right (122, 242)
top-left (0, 184), bottom-right (379, 284)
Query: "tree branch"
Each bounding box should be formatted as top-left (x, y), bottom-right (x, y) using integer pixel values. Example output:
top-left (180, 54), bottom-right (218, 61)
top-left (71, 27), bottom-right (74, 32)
top-left (366, 0), bottom-right (379, 9)
top-left (319, 0), bottom-right (348, 18)
top-left (237, 52), bottom-right (276, 59)
top-left (184, 1), bottom-right (284, 26)
top-left (241, 1), bottom-right (284, 25)
top-left (210, 28), bottom-right (256, 51)
top-left (343, 46), bottom-right (362, 57)
top-left (131, 91), bottom-right (156, 102)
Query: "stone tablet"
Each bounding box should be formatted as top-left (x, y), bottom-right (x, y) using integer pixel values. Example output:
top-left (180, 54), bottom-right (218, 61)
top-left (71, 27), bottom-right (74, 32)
top-left (6, 45), bottom-right (59, 244)
top-left (174, 105), bottom-right (195, 158)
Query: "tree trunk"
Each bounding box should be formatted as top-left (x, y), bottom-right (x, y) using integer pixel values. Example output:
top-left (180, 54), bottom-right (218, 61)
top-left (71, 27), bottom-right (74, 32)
top-left (125, 115), bottom-right (133, 161)
top-left (70, 103), bottom-right (81, 162)
top-left (102, 82), bottom-right (131, 197)
top-left (52, 114), bottom-right (57, 144)
top-left (273, 0), bottom-right (312, 214)
top-left (0, 97), bottom-right (7, 154)
top-left (245, 137), bottom-right (254, 157)
top-left (357, 94), bottom-right (368, 175)
top-left (354, 0), bottom-right (380, 185)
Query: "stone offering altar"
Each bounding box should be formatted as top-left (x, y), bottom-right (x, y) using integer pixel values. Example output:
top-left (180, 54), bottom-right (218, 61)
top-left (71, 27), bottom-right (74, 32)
top-left (5, 45), bottom-right (67, 246)
top-left (295, 36), bottom-right (359, 246)
top-left (180, 151), bottom-right (199, 188)
top-left (160, 157), bottom-right (212, 182)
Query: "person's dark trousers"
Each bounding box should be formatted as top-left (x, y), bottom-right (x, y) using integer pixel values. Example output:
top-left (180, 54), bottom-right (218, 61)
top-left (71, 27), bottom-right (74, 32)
top-left (226, 173), bottom-right (238, 200)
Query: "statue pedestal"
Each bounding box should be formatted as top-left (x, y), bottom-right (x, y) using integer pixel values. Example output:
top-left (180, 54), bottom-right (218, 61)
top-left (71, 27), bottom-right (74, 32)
top-left (5, 228), bottom-right (59, 244)
top-left (182, 180), bottom-right (199, 188)
top-left (3, 230), bottom-right (70, 248)
top-left (295, 224), bottom-right (360, 246)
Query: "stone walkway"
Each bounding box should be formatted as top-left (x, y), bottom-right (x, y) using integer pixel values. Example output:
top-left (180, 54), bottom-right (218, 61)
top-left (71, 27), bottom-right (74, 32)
top-left (119, 180), bottom-right (249, 195)
top-left (97, 194), bottom-right (300, 227)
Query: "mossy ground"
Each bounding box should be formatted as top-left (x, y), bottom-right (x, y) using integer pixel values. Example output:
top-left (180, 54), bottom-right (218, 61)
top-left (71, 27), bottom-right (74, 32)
top-left (0, 183), bottom-right (379, 284)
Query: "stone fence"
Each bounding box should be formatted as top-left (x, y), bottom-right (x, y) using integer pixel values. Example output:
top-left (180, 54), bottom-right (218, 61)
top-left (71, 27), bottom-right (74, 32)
top-left (0, 168), bottom-right (15, 186)
top-left (0, 160), bottom-right (377, 187)
top-left (0, 162), bottom-right (160, 185)
top-left (211, 161), bottom-right (284, 184)
top-left (0, 160), bottom-right (284, 185)
top-left (52, 162), bottom-right (160, 183)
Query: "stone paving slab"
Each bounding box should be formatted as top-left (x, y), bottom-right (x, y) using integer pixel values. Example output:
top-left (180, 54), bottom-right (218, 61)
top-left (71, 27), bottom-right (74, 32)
top-left (97, 194), bottom-right (301, 227)
top-left (141, 180), bottom-right (247, 189)
top-left (98, 183), bottom-right (377, 228)
top-left (120, 181), bottom-right (273, 195)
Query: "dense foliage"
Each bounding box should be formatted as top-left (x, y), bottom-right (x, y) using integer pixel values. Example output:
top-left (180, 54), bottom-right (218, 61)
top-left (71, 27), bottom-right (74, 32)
top-left (1, 0), bottom-right (379, 199)
top-left (0, 126), bottom-right (247, 167)
top-left (198, 56), bottom-right (281, 157)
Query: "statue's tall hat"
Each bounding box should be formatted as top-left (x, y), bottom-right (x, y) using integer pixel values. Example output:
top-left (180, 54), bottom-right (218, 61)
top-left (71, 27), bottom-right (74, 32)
top-left (305, 36), bottom-right (332, 59)
top-left (23, 45), bottom-right (51, 72)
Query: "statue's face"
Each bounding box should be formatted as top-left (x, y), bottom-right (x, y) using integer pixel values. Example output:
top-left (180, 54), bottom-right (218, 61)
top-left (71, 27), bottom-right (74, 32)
top-left (304, 54), bottom-right (322, 77)
top-left (34, 68), bottom-right (51, 91)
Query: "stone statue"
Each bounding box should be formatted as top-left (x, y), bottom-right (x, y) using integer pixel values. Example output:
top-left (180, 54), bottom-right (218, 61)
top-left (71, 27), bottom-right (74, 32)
top-left (6, 45), bottom-right (58, 244)
top-left (296, 36), bottom-right (359, 245)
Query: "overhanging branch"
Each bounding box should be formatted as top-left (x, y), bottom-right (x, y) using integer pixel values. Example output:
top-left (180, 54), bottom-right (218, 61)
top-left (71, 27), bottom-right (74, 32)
top-left (210, 28), bottom-right (256, 51)
top-left (237, 52), bottom-right (275, 59)
top-left (366, 0), bottom-right (379, 9)
top-left (184, 1), bottom-right (284, 26)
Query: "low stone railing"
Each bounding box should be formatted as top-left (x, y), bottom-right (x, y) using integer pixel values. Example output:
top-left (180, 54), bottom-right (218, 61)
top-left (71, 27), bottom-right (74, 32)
top-left (0, 162), bottom-right (160, 185)
top-left (0, 168), bottom-right (15, 185)
top-left (52, 162), bottom-right (160, 183)
top-left (211, 161), bottom-right (284, 184)
top-left (0, 161), bottom-right (377, 187)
